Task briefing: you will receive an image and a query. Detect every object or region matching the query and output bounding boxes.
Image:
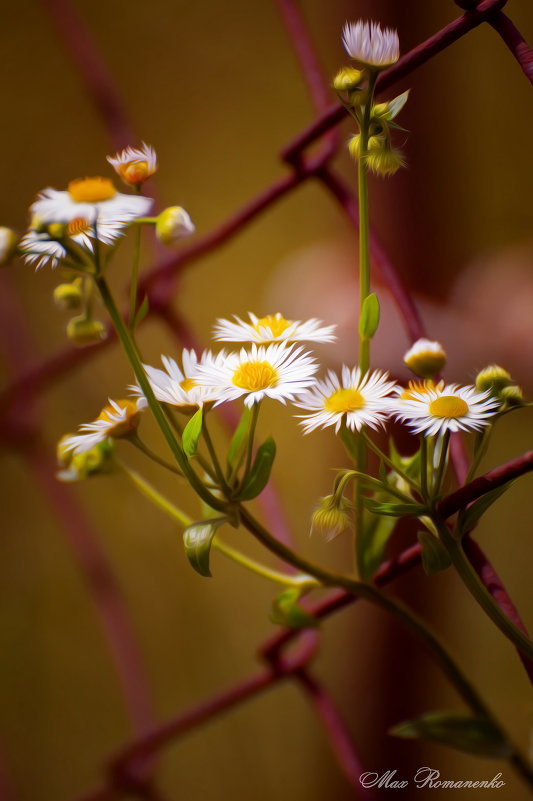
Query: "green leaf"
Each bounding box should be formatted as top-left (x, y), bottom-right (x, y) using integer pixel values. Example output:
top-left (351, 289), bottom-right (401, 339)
top-left (358, 507), bottom-right (398, 580)
top-left (417, 530), bottom-right (452, 575)
top-left (182, 408), bottom-right (203, 459)
top-left (270, 587), bottom-right (318, 630)
top-left (239, 437), bottom-right (276, 500)
top-left (358, 293), bottom-right (380, 340)
top-left (390, 712), bottom-right (511, 759)
top-left (226, 408), bottom-right (251, 470)
top-left (133, 294), bottom-right (150, 329)
top-left (389, 438), bottom-right (421, 479)
top-left (363, 498), bottom-right (427, 518)
top-left (459, 481), bottom-right (513, 534)
top-left (385, 90), bottom-right (410, 120)
top-left (182, 518), bottom-right (226, 577)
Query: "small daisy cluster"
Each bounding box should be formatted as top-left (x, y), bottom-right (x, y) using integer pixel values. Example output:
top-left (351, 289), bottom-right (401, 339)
top-left (60, 316), bottom-right (501, 458)
top-left (333, 19), bottom-right (407, 177)
top-left (19, 143), bottom-right (194, 271)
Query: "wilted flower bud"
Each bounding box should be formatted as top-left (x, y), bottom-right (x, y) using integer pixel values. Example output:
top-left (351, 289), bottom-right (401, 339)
top-left (366, 147), bottom-right (405, 176)
top-left (499, 385), bottom-right (523, 406)
top-left (66, 315), bottom-right (106, 346)
top-left (0, 227), bottom-right (17, 266)
top-left (475, 365), bottom-right (512, 394)
top-left (348, 134), bottom-right (383, 160)
top-left (403, 339), bottom-right (447, 378)
top-left (53, 279), bottom-right (83, 311)
top-left (156, 206), bottom-right (195, 245)
top-left (106, 143), bottom-right (158, 186)
top-left (333, 66), bottom-right (363, 92)
top-left (57, 435), bottom-right (114, 482)
top-left (310, 495), bottom-right (351, 541)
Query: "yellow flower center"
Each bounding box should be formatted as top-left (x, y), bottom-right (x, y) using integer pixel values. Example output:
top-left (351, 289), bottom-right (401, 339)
top-left (119, 161), bottom-right (150, 185)
top-left (68, 177), bottom-right (117, 203)
top-left (180, 377), bottom-right (196, 392)
top-left (325, 388), bottom-right (365, 414)
top-left (254, 315), bottom-right (292, 338)
top-left (232, 361), bottom-right (279, 391)
top-left (67, 217), bottom-right (90, 237)
top-left (97, 399), bottom-right (140, 437)
top-left (428, 395), bottom-right (468, 419)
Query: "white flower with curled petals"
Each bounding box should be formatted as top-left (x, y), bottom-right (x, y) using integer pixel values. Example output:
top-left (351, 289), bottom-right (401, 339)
top-left (213, 312), bottom-right (336, 344)
top-left (295, 366), bottom-right (397, 434)
top-left (391, 383), bottom-right (499, 437)
top-left (195, 343), bottom-right (317, 408)
top-left (342, 20), bottom-right (399, 68)
top-left (106, 142), bottom-right (158, 186)
top-left (61, 397), bottom-right (147, 455)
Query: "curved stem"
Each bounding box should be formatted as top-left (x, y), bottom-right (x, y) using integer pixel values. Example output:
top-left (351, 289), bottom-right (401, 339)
top-left (95, 275), bottom-right (226, 512)
top-left (435, 519), bottom-right (533, 663)
top-left (127, 432), bottom-right (183, 475)
top-left (213, 536), bottom-right (317, 589)
top-left (361, 430), bottom-right (420, 493)
top-left (238, 505), bottom-right (532, 787)
top-left (118, 460), bottom-right (191, 527)
top-left (202, 413), bottom-right (230, 493)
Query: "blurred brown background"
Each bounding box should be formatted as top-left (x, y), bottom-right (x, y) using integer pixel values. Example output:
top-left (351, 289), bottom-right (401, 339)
top-left (0, 1), bottom-right (532, 799)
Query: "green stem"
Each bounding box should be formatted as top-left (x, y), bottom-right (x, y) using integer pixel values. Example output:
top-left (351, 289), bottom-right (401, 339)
top-left (202, 413), bottom-right (230, 493)
top-left (243, 403), bottom-right (260, 481)
top-left (129, 218), bottom-right (142, 329)
top-left (435, 519), bottom-right (533, 664)
top-left (213, 537), bottom-right (317, 589)
top-left (420, 435), bottom-right (429, 501)
top-left (95, 275), bottom-right (225, 512)
top-left (118, 460), bottom-right (191, 527)
top-left (126, 432), bottom-right (183, 475)
top-left (238, 505), bottom-right (532, 787)
top-left (432, 431), bottom-right (450, 497)
top-left (357, 70), bottom-right (377, 374)
top-left (361, 430), bottom-right (420, 493)
top-left (465, 425), bottom-right (493, 483)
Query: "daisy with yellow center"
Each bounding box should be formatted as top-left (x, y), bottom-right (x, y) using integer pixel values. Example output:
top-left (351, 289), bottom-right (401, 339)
top-left (61, 397), bottom-right (147, 455)
top-left (106, 143), bottom-right (157, 186)
top-left (195, 343), bottom-right (317, 408)
top-left (129, 350), bottom-right (219, 413)
top-left (294, 366), bottom-right (397, 434)
top-left (20, 215), bottom-right (127, 269)
top-left (30, 176), bottom-right (153, 226)
top-left (342, 20), bottom-right (400, 68)
top-left (392, 383), bottom-right (499, 437)
top-left (213, 312), bottom-right (336, 344)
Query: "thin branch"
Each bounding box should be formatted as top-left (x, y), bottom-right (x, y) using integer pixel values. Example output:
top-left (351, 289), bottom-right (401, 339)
top-left (489, 11), bottom-right (533, 85)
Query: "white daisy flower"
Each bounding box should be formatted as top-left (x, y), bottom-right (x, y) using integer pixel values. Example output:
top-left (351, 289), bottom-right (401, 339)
top-left (195, 343), bottom-right (318, 408)
top-left (20, 216), bottom-right (126, 269)
top-left (106, 143), bottom-right (157, 186)
top-left (392, 383), bottom-right (499, 437)
top-left (342, 20), bottom-right (400, 67)
top-left (295, 366), bottom-right (397, 434)
top-left (61, 397), bottom-right (147, 455)
top-left (30, 176), bottom-right (153, 226)
top-left (403, 338), bottom-right (447, 378)
top-left (212, 312), bottom-right (336, 345)
top-left (19, 230), bottom-right (67, 270)
top-left (130, 350), bottom-right (219, 413)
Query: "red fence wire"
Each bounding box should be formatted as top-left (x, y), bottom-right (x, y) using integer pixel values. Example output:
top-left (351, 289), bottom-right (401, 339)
top-left (0, 0), bottom-right (532, 798)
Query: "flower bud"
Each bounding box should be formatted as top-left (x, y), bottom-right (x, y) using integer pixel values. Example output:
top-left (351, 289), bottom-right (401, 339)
top-left (403, 339), bottom-right (447, 378)
top-left (366, 147), bottom-right (405, 176)
top-left (333, 66), bottom-right (363, 92)
top-left (475, 365), bottom-right (511, 394)
top-left (106, 143), bottom-right (158, 187)
top-left (0, 227), bottom-right (18, 266)
top-left (310, 495), bottom-right (351, 541)
top-left (66, 315), bottom-right (106, 346)
top-left (156, 206), bottom-right (195, 245)
top-left (57, 436), bottom-right (113, 481)
top-left (348, 134), bottom-right (383, 160)
top-left (499, 385), bottom-right (523, 406)
top-left (53, 279), bottom-right (83, 311)
top-left (47, 223), bottom-right (68, 240)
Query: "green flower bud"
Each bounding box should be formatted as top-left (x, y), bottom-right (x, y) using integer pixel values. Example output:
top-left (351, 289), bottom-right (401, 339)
top-left (333, 66), bottom-right (363, 92)
top-left (0, 227), bottom-right (18, 266)
top-left (475, 365), bottom-right (512, 394)
top-left (156, 206), bottom-right (195, 245)
top-left (66, 315), bottom-right (106, 346)
top-left (53, 279), bottom-right (83, 311)
top-left (310, 495), bottom-right (351, 541)
top-left (499, 385), bottom-right (523, 406)
top-left (56, 437), bottom-right (114, 482)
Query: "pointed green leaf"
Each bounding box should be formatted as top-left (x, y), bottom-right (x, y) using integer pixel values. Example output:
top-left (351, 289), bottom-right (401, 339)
top-left (239, 437), bottom-right (276, 500)
top-left (459, 481), bottom-right (513, 534)
top-left (385, 90), bottom-right (410, 120)
top-left (270, 587), bottom-right (318, 630)
top-left (182, 408), bottom-right (203, 459)
top-left (183, 518), bottom-right (226, 577)
top-left (358, 507), bottom-right (398, 580)
top-left (417, 530), bottom-right (452, 575)
top-left (363, 498), bottom-right (426, 518)
top-left (359, 293), bottom-right (380, 340)
top-left (227, 407), bottom-right (251, 470)
top-left (390, 712), bottom-right (511, 758)
top-left (133, 294), bottom-right (150, 329)
top-left (389, 438), bottom-right (421, 479)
